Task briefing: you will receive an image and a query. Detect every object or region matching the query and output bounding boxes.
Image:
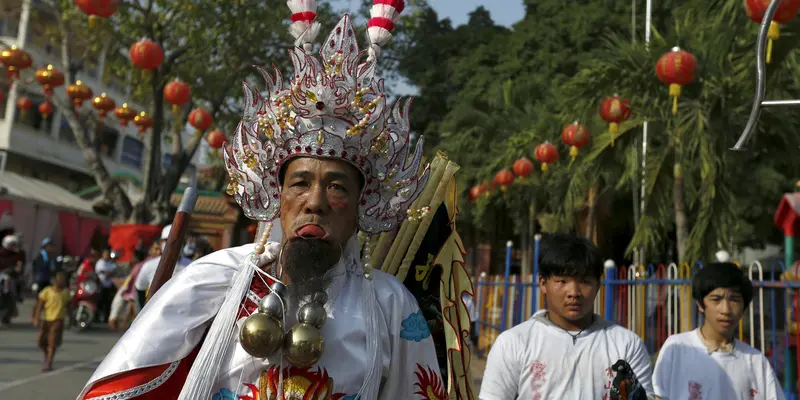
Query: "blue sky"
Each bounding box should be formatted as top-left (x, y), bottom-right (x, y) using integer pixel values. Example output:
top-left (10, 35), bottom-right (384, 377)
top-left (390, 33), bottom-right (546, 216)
top-left (428, 0), bottom-right (524, 27)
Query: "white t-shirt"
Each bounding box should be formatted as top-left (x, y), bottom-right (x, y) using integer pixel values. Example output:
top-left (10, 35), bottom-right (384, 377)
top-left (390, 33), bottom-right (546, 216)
top-left (653, 329), bottom-right (784, 400)
top-left (95, 259), bottom-right (117, 288)
top-left (480, 310), bottom-right (654, 400)
top-left (133, 255), bottom-right (192, 291)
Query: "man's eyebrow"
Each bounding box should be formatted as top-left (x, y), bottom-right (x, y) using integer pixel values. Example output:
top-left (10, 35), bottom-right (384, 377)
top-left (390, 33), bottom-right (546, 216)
top-left (324, 171), bottom-right (352, 182)
top-left (287, 170), bottom-right (313, 180)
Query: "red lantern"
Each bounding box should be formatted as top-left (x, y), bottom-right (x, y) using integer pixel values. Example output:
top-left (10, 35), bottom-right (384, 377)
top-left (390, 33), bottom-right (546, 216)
top-left (129, 39), bottom-right (164, 70)
top-left (164, 79), bottom-right (192, 113)
top-left (133, 111), bottom-right (154, 134)
top-left (38, 102), bottom-right (54, 120)
top-left (74, 0), bottom-right (95, 15)
top-left (599, 96), bottom-right (631, 145)
top-left (66, 80), bottom-right (93, 108)
top-left (561, 121), bottom-right (591, 160)
top-left (206, 129), bottom-right (226, 150)
top-left (512, 157), bottom-right (534, 180)
top-left (744, 0), bottom-right (799, 64)
top-left (189, 108), bottom-right (213, 134)
top-left (0, 46), bottom-right (33, 81)
top-left (114, 103), bottom-right (137, 126)
top-left (93, 0), bottom-right (120, 18)
top-left (656, 47), bottom-right (697, 115)
top-left (468, 185), bottom-right (484, 203)
top-left (16, 97), bottom-right (32, 117)
top-left (34, 65), bottom-right (65, 99)
top-left (534, 142), bottom-right (559, 172)
top-left (92, 93), bottom-right (116, 118)
top-left (495, 169), bottom-right (515, 192)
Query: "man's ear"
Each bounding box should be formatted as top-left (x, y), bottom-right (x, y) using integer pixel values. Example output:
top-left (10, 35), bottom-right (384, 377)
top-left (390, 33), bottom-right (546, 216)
top-left (696, 300), bottom-right (705, 313)
top-left (538, 276), bottom-right (547, 295)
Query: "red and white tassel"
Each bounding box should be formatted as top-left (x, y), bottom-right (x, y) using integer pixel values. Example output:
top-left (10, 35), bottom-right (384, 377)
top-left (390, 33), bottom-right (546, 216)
top-left (287, 0), bottom-right (321, 52)
top-left (367, 0), bottom-right (405, 61)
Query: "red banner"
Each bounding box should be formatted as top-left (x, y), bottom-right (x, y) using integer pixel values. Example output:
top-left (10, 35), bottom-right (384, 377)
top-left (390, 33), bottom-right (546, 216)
top-left (108, 224), bottom-right (162, 262)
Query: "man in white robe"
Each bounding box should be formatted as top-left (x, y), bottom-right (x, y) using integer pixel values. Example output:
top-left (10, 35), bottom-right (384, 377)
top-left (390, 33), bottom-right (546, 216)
top-left (78, 4), bottom-right (446, 399)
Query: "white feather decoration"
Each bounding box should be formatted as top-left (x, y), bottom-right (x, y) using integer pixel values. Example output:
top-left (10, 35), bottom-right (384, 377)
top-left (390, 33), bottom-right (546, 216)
top-left (286, 0), bottom-right (320, 50)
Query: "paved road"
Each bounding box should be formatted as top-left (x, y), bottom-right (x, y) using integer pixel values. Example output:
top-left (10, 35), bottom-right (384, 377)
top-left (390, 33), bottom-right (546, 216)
top-left (0, 300), bottom-right (121, 399)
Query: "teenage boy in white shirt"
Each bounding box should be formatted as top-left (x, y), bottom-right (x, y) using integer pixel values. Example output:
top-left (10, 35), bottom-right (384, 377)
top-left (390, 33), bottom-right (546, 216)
top-left (653, 262), bottom-right (784, 400)
top-left (480, 233), bottom-right (654, 399)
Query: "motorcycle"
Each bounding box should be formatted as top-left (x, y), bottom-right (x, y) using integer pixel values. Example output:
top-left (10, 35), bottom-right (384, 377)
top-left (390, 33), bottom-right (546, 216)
top-left (71, 271), bottom-right (100, 331)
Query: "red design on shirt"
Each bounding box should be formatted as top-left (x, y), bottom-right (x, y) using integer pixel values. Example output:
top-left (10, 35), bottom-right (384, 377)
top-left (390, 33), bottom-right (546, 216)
top-left (238, 274), bottom-right (276, 319)
top-left (413, 363), bottom-right (446, 399)
top-left (530, 361), bottom-right (547, 400)
top-left (688, 381), bottom-right (703, 400)
top-left (750, 388), bottom-right (758, 398)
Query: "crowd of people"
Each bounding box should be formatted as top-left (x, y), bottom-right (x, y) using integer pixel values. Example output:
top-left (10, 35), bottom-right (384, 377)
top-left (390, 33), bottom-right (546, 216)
top-left (0, 228), bottom-right (215, 372)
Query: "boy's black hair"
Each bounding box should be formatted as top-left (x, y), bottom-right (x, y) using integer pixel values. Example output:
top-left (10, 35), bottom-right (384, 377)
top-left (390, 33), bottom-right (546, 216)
top-left (691, 262), bottom-right (754, 308)
top-left (538, 233), bottom-right (603, 280)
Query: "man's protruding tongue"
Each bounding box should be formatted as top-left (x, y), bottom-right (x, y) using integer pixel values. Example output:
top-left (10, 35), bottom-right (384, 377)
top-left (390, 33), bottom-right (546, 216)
top-left (296, 225), bottom-right (327, 239)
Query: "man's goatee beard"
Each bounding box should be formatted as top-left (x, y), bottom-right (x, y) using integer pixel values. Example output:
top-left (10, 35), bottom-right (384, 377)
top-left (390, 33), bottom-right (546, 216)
top-left (282, 237), bottom-right (341, 300)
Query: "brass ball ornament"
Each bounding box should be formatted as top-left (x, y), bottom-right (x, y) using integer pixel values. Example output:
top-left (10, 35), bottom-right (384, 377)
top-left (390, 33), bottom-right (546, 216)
top-left (239, 282), bottom-right (286, 358)
top-left (284, 294), bottom-right (328, 368)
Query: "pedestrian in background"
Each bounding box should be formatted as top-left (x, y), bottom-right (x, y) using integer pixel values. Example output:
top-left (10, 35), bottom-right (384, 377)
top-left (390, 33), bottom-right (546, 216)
top-left (32, 238), bottom-right (57, 295)
top-left (94, 249), bottom-right (118, 324)
top-left (32, 271), bottom-right (71, 372)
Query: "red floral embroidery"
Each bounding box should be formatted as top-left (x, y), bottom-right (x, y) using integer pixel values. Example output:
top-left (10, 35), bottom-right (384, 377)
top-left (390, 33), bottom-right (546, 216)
top-left (530, 361), bottom-right (547, 400)
top-left (688, 381), bottom-right (703, 400)
top-left (413, 363), bottom-right (446, 400)
top-left (750, 388), bottom-right (758, 398)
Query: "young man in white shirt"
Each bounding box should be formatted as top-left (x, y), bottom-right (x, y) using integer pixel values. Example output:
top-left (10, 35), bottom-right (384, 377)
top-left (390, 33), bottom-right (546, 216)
top-left (480, 233), bottom-right (654, 400)
top-left (653, 262), bottom-right (784, 400)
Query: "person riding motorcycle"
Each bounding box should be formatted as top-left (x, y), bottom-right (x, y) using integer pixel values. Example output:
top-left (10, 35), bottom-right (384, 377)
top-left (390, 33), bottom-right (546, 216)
top-left (0, 235), bottom-right (24, 327)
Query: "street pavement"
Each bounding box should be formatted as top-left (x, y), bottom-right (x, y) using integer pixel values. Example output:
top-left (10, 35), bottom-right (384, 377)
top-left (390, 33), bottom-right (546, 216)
top-left (0, 300), bottom-right (122, 399)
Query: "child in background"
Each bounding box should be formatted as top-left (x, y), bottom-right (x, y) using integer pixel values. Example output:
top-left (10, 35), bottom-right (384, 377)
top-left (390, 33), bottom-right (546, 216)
top-left (33, 271), bottom-right (72, 372)
top-left (653, 262), bottom-right (783, 399)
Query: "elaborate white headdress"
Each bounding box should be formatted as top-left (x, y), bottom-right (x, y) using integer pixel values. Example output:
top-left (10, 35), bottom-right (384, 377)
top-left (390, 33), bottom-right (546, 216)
top-left (224, 0), bottom-right (428, 233)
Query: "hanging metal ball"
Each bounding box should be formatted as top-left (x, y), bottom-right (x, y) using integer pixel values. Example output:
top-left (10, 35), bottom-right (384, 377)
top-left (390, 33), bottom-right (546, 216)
top-left (298, 302), bottom-right (327, 328)
top-left (270, 281), bottom-right (287, 296)
top-left (239, 313), bottom-right (284, 358)
top-left (258, 293), bottom-right (284, 318)
top-left (312, 291), bottom-right (328, 305)
top-left (284, 323), bottom-right (325, 368)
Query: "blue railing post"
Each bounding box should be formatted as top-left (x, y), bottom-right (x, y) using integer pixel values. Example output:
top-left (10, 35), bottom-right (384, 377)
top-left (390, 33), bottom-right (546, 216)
top-left (475, 272), bottom-right (484, 344)
top-left (604, 259), bottom-right (616, 322)
top-left (532, 234), bottom-right (541, 314)
top-left (502, 240), bottom-right (513, 331)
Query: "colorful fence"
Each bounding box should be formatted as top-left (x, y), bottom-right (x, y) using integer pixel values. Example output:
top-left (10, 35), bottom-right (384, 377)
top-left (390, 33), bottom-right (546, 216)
top-left (473, 241), bottom-right (800, 396)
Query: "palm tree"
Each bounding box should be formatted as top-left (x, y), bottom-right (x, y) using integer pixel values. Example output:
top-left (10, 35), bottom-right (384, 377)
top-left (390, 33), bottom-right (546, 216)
top-left (553, 0), bottom-right (800, 263)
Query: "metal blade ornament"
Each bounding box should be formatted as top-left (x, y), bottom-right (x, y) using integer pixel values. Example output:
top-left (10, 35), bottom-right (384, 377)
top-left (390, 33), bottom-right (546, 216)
top-left (239, 282), bottom-right (286, 358)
